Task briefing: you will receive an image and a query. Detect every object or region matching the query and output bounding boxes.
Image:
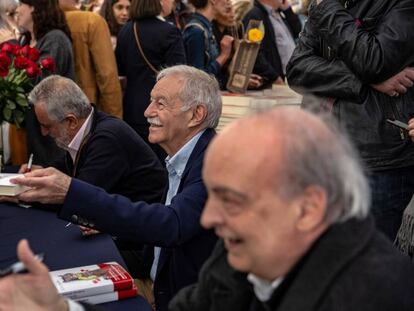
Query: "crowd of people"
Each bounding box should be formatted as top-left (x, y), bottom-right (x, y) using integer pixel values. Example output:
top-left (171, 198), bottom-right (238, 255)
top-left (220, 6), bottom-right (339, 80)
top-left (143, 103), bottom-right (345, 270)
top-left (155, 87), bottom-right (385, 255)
top-left (1, 0), bottom-right (414, 310)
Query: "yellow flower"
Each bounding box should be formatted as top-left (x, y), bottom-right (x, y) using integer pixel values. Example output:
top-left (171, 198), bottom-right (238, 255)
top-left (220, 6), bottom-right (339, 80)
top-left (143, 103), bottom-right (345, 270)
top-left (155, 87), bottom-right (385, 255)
top-left (247, 28), bottom-right (264, 42)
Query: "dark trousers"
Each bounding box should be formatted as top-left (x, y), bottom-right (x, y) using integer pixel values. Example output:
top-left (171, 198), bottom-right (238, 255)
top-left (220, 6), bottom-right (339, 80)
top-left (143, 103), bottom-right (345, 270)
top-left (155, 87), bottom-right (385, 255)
top-left (369, 166), bottom-right (414, 241)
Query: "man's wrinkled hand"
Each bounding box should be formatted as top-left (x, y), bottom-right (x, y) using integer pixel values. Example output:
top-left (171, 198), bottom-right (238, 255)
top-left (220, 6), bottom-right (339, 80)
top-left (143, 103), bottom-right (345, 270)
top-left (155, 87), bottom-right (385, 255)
top-left (18, 163), bottom-right (43, 174)
top-left (11, 167), bottom-right (71, 205)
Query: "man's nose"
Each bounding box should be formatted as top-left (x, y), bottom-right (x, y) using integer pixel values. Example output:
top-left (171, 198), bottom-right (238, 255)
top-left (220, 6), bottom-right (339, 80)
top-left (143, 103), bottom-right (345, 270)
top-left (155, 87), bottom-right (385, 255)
top-left (200, 197), bottom-right (223, 229)
top-left (144, 100), bottom-right (156, 118)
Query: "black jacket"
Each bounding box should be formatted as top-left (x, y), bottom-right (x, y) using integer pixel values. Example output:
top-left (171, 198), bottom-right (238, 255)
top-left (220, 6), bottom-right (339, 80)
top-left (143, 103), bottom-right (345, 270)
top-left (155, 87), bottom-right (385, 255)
top-left (170, 217), bottom-right (414, 311)
top-left (115, 18), bottom-right (186, 129)
top-left (243, 0), bottom-right (301, 86)
top-left (52, 109), bottom-right (166, 203)
top-left (286, 0), bottom-right (414, 171)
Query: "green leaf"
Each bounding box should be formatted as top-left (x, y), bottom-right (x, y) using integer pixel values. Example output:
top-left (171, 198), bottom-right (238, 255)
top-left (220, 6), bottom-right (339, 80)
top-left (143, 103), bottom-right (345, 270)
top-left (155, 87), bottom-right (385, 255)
top-left (16, 96), bottom-right (28, 107)
top-left (6, 99), bottom-right (16, 110)
top-left (3, 107), bottom-right (12, 121)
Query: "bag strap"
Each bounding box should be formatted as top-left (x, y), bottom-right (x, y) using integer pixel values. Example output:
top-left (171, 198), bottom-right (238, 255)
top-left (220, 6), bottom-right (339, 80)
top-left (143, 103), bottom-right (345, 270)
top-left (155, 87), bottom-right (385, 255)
top-left (133, 22), bottom-right (159, 74)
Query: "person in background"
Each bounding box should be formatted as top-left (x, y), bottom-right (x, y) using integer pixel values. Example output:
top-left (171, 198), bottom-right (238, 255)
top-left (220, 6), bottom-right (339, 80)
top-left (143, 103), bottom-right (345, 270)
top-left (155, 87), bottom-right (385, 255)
top-left (0, 0), bottom-right (18, 43)
top-left (243, 0), bottom-right (301, 87)
top-left (183, 0), bottom-right (234, 88)
top-left (286, 0), bottom-right (414, 240)
top-left (99, 0), bottom-right (130, 48)
top-left (115, 0), bottom-right (186, 162)
top-left (16, 0), bottom-right (75, 167)
top-left (59, 0), bottom-right (123, 119)
top-left (165, 0), bottom-right (192, 30)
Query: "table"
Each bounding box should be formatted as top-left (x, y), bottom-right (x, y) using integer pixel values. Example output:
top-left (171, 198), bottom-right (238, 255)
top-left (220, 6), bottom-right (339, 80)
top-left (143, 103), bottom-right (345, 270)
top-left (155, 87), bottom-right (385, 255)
top-left (0, 203), bottom-right (152, 311)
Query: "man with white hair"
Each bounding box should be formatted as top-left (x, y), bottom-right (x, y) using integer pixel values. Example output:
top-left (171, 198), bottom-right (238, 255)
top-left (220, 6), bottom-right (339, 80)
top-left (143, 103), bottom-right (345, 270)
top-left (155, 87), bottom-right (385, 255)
top-left (170, 107), bottom-right (414, 311)
top-left (7, 65), bottom-right (222, 311)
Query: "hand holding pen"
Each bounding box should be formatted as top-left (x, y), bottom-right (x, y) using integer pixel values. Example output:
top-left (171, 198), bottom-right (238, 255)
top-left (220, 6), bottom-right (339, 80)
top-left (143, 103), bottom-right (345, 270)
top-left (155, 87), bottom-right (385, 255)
top-left (0, 240), bottom-right (68, 310)
top-left (18, 154), bottom-right (43, 174)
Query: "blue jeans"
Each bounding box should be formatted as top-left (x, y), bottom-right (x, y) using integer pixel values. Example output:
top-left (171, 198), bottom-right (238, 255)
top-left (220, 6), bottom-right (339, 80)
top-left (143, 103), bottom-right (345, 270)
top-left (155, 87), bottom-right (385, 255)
top-left (369, 166), bottom-right (414, 241)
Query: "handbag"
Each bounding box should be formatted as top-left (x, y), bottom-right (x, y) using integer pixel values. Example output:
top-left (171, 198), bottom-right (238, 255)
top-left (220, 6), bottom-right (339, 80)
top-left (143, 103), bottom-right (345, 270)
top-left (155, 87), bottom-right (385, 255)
top-left (133, 22), bottom-right (159, 74)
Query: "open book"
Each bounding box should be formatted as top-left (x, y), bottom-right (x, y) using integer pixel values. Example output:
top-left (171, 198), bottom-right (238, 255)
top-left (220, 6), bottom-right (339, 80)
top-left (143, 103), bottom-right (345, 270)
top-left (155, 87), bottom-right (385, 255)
top-left (0, 174), bottom-right (28, 196)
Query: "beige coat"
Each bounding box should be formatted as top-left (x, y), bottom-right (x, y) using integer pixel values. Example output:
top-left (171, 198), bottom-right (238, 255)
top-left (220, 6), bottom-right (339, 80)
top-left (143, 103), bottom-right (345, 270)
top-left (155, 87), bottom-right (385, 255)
top-left (63, 6), bottom-right (123, 118)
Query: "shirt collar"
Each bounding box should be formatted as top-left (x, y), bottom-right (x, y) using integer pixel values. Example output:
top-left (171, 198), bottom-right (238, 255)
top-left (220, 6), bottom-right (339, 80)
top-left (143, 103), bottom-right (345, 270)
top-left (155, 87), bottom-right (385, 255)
top-left (67, 108), bottom-right (94, 162)
top-left (247, 273), bottom-right (284, 302)
top-left (165, 129), bottom-right (205, 178)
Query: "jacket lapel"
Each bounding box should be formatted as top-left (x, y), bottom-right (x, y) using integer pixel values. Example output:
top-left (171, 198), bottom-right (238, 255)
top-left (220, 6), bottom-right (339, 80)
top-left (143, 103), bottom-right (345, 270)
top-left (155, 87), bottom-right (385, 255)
top-left (156, 128), bottom-right (216, 277)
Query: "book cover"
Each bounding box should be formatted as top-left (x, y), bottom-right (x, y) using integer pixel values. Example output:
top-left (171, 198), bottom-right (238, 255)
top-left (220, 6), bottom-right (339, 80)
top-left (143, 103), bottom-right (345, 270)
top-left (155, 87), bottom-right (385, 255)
top-left (74, 285), bottom-right (138, 304)
top-left (0, 173), bottom-right (29, 196)
top-left (50, 262), bottom-right (134, 300)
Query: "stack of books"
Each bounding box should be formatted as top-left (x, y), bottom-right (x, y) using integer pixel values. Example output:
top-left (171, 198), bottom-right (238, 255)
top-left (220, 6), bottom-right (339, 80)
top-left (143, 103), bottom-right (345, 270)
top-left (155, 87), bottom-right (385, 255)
top-left (218, 86), bottom-right (302, 132)
top-left (50, 262), bottom-right (137, 304)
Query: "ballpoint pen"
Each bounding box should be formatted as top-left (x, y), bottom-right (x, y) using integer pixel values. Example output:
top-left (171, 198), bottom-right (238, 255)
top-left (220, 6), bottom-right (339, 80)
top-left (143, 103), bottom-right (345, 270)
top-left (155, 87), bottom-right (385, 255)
top-left (0, 253), bottom-right (44, 277)
top-left (26, 153), bottom-right (34, 172)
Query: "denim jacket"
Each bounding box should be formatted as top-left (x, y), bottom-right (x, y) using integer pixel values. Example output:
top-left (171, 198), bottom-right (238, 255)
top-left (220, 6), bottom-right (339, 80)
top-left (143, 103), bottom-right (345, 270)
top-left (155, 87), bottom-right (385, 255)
top-left (183, 13), bottom-right (221, 78)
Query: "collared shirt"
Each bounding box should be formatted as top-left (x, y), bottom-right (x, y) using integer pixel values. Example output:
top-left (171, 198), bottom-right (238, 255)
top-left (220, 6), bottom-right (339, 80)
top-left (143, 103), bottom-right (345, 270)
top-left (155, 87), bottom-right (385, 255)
top-left (247, 273), bottom-right (284, 302)
top-left (263, 4), bottom-right (296, 75)
top-left (66, 108), bottom-right (94, 163)
top-left (150, 129), bottom-right (206, 281)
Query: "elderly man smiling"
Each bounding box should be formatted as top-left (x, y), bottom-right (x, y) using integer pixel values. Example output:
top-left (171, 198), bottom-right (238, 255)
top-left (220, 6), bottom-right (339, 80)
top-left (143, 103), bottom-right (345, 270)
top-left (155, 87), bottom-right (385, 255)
top-left (8, 65), bottom-right (221, 311)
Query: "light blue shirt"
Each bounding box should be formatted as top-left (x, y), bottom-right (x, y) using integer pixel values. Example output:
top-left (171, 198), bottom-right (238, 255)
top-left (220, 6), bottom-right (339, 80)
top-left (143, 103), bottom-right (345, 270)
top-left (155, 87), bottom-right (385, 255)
top-left (150, 129), bottom-right (206, 281)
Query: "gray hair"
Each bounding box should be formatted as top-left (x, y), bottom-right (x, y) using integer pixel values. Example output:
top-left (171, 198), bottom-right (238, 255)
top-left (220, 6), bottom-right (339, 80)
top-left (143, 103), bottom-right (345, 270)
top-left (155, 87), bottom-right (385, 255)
top-left (28, 75), bottom-right (92, 121)
top-left (0, 0), bottom-right (17, 30)
top-left (264, 107), bottom-right (370, 223)
top-left (157, 65), bottom-right (222, 129)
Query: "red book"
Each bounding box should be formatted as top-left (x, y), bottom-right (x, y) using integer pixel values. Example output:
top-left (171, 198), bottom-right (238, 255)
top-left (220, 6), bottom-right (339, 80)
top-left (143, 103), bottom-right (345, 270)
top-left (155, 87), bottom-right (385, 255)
top-left (50, 262), bottom-right (134, 299)
top-left (75, 285), bottom-right (138, 304)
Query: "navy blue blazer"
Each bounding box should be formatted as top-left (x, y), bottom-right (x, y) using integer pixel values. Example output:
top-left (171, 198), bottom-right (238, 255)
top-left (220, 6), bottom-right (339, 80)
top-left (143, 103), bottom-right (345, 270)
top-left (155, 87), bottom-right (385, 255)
top-left (58, 128), bottom-right (218, 311)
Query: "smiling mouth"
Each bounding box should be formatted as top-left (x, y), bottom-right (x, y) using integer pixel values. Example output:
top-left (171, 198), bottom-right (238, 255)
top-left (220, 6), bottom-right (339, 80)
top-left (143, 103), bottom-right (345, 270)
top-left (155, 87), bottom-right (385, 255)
top-left (224, 237), bottom-right (243, 250)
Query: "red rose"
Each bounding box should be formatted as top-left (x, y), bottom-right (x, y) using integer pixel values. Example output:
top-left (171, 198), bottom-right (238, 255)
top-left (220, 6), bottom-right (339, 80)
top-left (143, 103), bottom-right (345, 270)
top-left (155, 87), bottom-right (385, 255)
top-left (40, 57), bottom-right (56, 72)
top-left (28, 47), bottom-right (40, 62)
top-left (25, 61), bottom-right (41, 77)
top-left (14, 56), bottom-right (30, 69)
top-left (1, 42), bottom-right (16, 54)
top-left (0, 52), bottom-right (11, 77)
top-left (19, 45), bottom-right (31, 57)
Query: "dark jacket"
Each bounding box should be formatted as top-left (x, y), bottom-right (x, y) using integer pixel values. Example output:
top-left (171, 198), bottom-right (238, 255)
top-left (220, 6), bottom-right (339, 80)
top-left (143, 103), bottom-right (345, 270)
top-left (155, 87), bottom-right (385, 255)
top-left (170, 217), bottom-right (414, 311)
top-left (24, 29), bottom-right (76, 167)
top-left (51, 109), bottom-right (166, 202)
top-left (286, 0), bottom-right (414, 171)
top-left (115, 18), bottom-right (186, 130)
top-left (58, 128), bottom-right (218, 311)
top-left (243, 0), bottom-right (301, 86)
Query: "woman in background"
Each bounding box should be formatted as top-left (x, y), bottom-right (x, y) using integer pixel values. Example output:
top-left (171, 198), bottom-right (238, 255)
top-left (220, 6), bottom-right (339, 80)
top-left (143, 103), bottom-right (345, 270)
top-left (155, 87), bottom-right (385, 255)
top-left (115, 0), bottom-right (186, 161)
top-left (0, 0), bottom-right (18, 43)
top-left (16, 0), bottom-right (75, 166)
top-left (99, 0), bottom-right (130, 48)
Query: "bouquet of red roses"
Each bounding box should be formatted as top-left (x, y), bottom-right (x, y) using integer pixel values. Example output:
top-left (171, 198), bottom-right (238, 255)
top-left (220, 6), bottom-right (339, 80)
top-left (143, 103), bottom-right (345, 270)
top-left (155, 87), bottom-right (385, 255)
top-left (0, 42), bottom-right (56, 128)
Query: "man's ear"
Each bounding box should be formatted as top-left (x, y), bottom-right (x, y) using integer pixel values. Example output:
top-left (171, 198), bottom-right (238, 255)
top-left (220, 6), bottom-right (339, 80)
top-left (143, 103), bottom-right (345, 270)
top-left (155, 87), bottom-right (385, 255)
top-left (295, 185), bottom-right (328, 232)
top-left (188, 105), bottom-right (208, 128)
top-left (66, 114), bottom-right (79, 130)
